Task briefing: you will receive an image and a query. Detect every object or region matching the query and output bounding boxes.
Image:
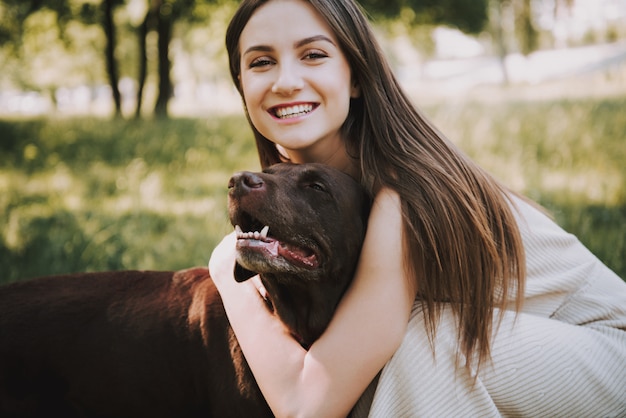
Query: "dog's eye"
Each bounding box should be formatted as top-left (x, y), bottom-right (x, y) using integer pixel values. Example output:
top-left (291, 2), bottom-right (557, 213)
top-left (307, 182), bottom-right (326, 192)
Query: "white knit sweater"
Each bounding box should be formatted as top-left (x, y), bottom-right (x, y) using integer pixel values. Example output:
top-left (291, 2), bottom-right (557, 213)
top-left (352, 196), bottom-right (626, 417)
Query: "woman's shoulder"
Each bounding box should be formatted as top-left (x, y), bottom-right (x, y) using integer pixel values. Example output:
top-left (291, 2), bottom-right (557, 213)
top-left (372, 186), bottom-right (401, 208)
top-left (362, 186), bottom-right (418, 296)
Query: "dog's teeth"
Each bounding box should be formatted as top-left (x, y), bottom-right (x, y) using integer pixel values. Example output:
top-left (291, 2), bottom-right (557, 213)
top-left (235, 225), bottom-right (269, 240)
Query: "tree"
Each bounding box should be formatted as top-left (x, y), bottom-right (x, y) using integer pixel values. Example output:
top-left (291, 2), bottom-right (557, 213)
top-left (101, 0), bottom-right (123, 117)
top-left (514, 0), bottom-right (538, 55)
top-left (489, 0), bottom-right (511, 84)
top-left (0, 0), bottom-right (123, 116)
top-left (135, 0), bottom-right (153, 118)
top-left (154, 0), bottom-right (173, 118)
top-left (134, 0), bottom-right (203, 119)
top-left (74, 0), bottom-right (124, 117)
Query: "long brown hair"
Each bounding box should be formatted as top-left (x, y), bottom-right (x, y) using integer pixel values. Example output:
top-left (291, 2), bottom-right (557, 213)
top-left (226, 0), bottom-right (525, 368)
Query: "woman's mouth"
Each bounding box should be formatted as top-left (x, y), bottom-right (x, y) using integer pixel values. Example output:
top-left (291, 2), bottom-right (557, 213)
top-left (271, 103), bottom-right (317, 119)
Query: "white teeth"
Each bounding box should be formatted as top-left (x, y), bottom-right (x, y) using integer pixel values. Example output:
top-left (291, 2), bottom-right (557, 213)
top-left (235, 224), bottom-right (270, 240)
top-left (275, 104), bottom-right (314, 119)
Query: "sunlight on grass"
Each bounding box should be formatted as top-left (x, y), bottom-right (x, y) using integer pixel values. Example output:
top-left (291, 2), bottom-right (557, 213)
top-left (0, 116), bottom-right (258, 281)
top-left (423, 98), bottom-right (626, 204)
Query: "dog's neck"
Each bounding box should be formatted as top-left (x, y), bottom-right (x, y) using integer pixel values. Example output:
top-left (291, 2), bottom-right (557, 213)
top-left (258, 273), bottom-right (347, 350)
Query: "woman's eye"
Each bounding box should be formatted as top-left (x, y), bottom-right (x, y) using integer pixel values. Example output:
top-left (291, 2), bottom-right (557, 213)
top-left (303, 50), bottom-right (328, 60)
top-left (249, 57), bottom-right (274, 68)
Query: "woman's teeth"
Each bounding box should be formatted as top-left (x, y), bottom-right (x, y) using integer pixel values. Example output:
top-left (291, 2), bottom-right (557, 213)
top-left (274, 104), bottom-right (313, 119)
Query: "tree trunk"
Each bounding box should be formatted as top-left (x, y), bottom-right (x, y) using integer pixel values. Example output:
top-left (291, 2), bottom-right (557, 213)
top-left (154, 0), bottom-right (172, 119)
top-left (489, 0), bottom-right (510, 85)
top-left (102, 0), bottom-right (122, 117)
top-left (514, 0), bottom-right (537, 55)
top-left (135, 10), bottom-right (150, 119)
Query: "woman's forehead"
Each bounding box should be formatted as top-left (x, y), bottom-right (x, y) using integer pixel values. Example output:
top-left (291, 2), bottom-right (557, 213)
top-left (239, 0), bottom-right (337, 49)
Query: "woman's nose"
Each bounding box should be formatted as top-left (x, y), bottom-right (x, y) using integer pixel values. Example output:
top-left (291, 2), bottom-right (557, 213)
top-left (271, 63), bottom-right (304, 96)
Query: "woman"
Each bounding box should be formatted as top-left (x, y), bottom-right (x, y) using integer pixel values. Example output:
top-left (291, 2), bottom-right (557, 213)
top-left (209, 0), bottom-right (626, 416)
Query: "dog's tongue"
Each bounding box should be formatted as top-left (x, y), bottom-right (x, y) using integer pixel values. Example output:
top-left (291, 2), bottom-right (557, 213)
top-left (278, 241), bottom-right (318, 268)
top-left (237, 236), bottom-right (318, 268)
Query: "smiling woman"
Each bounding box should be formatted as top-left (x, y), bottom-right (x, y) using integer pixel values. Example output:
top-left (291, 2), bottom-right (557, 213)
top-left (209, 0), bottom-right (626, 417)
top-left (235, 0), bottom-right (360, 174)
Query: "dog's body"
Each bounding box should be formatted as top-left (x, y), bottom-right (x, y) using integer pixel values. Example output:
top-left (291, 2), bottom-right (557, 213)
top-left (0, 163), bottom-right (370, 418)
top-left (0, 268), bottom-right (246, 418)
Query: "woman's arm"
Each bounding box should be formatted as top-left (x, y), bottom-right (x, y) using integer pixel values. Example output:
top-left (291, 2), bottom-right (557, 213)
top-left (209, 188), bottom-right (417, 418)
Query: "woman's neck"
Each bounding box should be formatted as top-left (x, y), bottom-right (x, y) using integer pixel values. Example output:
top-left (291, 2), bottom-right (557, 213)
top-left (286, 145), bottom-right (360, 181)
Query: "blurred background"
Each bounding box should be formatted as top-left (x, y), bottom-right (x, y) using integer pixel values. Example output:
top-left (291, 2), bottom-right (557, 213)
top-left (1, 0), bottom-right (625, 282)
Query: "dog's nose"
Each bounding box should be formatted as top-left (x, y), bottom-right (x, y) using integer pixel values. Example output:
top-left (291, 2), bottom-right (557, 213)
top-left (228, 172), bottom-right (265, 193)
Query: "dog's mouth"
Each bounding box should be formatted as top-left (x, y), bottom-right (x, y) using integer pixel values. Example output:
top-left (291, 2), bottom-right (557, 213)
top-left (234, 224), bottom-right (320, 270)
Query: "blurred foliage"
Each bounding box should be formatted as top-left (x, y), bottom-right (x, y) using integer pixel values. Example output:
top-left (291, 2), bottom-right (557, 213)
top-left (358, 0), bottom-right (488, 33)
top-left (425, 98), bottom-right (626, 206)
top-left (1, 96), bottom-right (625, 282)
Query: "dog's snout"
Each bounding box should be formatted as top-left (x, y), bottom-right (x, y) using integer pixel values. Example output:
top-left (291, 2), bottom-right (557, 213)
top-left (229, 172), bottom-right (265, 193)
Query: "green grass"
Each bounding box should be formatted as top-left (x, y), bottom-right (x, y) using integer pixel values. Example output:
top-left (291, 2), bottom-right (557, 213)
top-left (0, 117), bottom-right (260, 282)
top-left (1, 96), bottom-right (625, 282)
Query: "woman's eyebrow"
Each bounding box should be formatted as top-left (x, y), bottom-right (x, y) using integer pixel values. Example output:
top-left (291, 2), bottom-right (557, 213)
top-left (242, 35), bottom-right (336, 57)
top-left (243, 45), bottom-right (273, 56)
top-left (294, 35), bottom-right (336, 48)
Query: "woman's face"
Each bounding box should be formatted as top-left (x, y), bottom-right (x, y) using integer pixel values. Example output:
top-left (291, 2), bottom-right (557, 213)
top-left (238, 0), bottom-right (358, 164)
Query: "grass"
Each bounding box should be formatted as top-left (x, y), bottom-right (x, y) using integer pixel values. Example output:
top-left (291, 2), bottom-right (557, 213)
top-left (1, 96), bottom-right (625, 282)
top-left (0, 117), bottom-right (260, 281)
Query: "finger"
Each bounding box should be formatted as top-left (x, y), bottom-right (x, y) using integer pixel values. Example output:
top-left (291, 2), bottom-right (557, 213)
top-left (209, 232), bottom-right (238, 278)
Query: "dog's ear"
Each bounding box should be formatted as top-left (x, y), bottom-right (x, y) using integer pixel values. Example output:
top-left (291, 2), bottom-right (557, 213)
top-left (234, 263), bottom-right (256, 282)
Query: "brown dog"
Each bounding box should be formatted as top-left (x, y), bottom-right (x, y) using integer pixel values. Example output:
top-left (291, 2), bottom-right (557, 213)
top-left (0, 163), bottom-right (370, 418)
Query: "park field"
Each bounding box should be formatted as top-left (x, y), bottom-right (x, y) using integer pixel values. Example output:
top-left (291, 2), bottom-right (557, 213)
top-left (1, 96), bottom-right (625, 282)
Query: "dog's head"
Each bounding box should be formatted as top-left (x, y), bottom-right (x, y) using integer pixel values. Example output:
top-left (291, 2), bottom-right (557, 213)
top-left (227, 163), bottom-right (370, 347)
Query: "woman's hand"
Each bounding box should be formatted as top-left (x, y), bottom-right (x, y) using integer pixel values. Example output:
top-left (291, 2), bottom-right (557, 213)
top-left (208, 231), bottom-right (238, 291)
top-left (209, 231), bottom-right (268, 300)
